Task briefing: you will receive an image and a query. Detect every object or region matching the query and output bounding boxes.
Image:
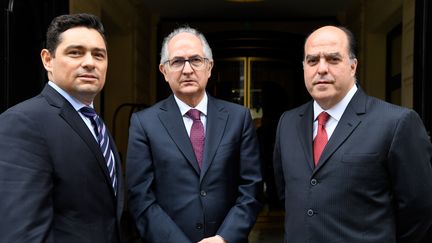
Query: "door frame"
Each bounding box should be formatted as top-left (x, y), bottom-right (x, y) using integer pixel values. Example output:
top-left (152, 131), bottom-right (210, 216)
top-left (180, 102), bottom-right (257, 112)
top-left (414, 0), bottom-right (432, 135)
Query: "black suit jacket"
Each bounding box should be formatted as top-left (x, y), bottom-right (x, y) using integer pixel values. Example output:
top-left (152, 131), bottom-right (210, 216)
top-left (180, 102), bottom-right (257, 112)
top-left (273, 88), bottom-right (432, 243)
top-left (126, 94), bottom-right (262, 243)
top-left (0, 84), bottom-right (124, 243)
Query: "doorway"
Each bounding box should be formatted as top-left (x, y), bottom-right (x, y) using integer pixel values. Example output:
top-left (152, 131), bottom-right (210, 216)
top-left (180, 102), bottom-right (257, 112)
top-left (205, 30), bottom-right (309, 242)
top-left (204, 31), bottom-right (308, 212)
top-left (208, 56), bottom-right (307, 124)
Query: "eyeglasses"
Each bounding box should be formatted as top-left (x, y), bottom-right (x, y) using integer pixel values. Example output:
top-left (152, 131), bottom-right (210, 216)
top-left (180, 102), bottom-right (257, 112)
top-left (164, 56), bottom-right (209, 71)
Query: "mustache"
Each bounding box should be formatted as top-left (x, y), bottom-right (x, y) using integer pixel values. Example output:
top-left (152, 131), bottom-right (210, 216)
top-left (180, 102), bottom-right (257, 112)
top-left (312, 78), bottom-right (333, 85)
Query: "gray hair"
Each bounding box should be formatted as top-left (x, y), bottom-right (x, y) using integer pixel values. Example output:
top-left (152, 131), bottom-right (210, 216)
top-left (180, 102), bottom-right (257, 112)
top-left (160, 26), bottom-right (213, 64)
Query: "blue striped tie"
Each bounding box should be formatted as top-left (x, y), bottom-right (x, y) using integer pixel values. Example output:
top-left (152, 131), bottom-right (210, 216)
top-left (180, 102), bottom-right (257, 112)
top-left (80, 106), bottom-right (117, 195)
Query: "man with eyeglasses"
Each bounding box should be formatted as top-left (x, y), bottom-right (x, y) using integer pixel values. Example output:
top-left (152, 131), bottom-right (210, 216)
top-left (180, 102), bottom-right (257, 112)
top-left (126, 26), bottom-right (262, 243)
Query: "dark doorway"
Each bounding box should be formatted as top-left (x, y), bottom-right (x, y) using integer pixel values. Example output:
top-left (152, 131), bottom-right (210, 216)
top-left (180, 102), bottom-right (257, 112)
top-left (1, 0), bottom-right (68, 112)
top-left (414, 0), bottom-right (432, 137)
top-left (207, 31), bottom-right (309, 110)
top-left (207, 30), bottom-right (308, 208)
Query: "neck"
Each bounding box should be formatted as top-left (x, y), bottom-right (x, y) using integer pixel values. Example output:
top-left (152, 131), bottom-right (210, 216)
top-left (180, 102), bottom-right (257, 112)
top-left (177, 92), bottom-right (204, 108)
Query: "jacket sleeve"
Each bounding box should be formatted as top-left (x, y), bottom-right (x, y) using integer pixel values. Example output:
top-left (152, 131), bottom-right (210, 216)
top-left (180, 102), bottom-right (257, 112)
top-left (389, 109), bottom-right (432, 243)
top-left (0, 110), bottom-right (53, 243)
top-left (126, 113), bottom-right (192, 243)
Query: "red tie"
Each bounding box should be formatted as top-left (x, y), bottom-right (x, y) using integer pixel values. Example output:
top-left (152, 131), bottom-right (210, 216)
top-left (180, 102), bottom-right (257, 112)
top-left (314, 112), bottom-right (330, 166)
top-left (186, 109), bottom-right (205, 168)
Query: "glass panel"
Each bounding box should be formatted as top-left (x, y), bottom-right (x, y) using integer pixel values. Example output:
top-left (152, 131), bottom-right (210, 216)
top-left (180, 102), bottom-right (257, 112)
top-left (209, 57), bottom-right (306, 123)
top-left (208, 58), bottom-right (246, 106)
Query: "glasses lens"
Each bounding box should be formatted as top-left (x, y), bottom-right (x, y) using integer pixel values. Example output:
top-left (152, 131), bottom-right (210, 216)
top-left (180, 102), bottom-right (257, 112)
top-left (189, 57), bottom-right (204, 69)
top-left (169, 59), bottom-right (185, 70)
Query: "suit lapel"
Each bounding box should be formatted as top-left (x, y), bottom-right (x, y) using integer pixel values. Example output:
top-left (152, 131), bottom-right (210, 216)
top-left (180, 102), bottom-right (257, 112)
top-left (158, 96), bottom-right (201, 174)
top-left (42, 85), bottom-right (118, 198)
top-left (200, 97), bottom-right (228, 181)
top-left (297, 103), bottom-right (315, 170)
top-left (314, 88), bottom-right (366, 172)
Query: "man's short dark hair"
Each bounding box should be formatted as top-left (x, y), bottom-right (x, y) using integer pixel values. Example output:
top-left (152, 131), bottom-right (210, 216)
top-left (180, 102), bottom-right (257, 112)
top-left (45, 13), bottom-right (106, 56)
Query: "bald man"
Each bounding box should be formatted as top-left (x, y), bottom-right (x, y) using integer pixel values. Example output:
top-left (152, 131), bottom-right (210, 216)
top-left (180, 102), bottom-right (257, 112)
top-left (273, 25), bottom-right (432, 242)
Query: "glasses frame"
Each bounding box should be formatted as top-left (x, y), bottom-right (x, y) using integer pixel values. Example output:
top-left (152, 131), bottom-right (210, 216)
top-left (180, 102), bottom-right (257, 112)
top-left (163, 56), bottom-right (209, 71)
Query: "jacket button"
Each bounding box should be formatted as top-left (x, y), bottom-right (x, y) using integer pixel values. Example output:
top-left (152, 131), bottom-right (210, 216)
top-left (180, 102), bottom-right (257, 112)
top-left (200, 190), bottom-right (207, 196)
top-left (310, 179), bottom-right (317, 186)
top-left (196, 223), bottom-right (203, 229)
top-left (307, 209), bottom-right (314, 216)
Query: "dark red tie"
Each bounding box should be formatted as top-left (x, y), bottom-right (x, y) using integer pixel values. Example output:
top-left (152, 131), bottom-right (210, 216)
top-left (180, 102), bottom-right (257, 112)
top-left (314, 112), bottom-right (330, 166)
top-left (186, 109), bottom-right (205, 168)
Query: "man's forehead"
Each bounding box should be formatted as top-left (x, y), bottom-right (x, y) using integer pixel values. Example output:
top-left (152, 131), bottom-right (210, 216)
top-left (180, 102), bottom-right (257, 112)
top-left (305, 41), bottom-right (349, 58)
top-left (168, 35), bottom-right (204, 57)
top-left (305, 27), bottom-right (347, 46)
top-left (59, 28), bottom-right (106, 46)
top-left (169, 33), bottom-right (201, 46)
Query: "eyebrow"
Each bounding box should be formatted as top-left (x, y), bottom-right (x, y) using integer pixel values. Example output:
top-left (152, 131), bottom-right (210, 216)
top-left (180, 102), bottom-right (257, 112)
top-left (64, 45), bottom-right (107, 54)
top-left (171, 54), bottom-right (202, 59)
top-left (305, 52), bottom-right (342, 60)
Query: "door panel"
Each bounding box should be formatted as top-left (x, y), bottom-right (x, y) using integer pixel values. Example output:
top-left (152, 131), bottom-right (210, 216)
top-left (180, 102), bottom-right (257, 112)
top-left (1, 0), bottom-right (68, 112)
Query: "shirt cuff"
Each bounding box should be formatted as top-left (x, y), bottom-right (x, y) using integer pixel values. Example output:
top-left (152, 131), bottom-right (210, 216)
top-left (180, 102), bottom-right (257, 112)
top-left (216, 235), bottom-right (227, 243)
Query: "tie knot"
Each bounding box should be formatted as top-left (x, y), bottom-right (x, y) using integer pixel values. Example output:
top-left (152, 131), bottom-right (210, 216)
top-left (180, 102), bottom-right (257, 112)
top-left (187, 109), bottom-right (201, 121)
top-left (80, 106), bottom-right (97, 119)
top-left (317, 112), bottom-right (330, 126)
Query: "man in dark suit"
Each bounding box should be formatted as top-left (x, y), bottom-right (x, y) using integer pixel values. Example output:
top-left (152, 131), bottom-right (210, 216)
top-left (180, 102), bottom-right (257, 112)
top-left (273, 25), bottom-right (432, 242)
top-left (0, 13), bottom-right (123, 243)
top-left (126, 26), bottom-right (262, 243)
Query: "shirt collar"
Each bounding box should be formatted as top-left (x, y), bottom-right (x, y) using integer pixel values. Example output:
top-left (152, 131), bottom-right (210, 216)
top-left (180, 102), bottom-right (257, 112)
top-left (48, 81), bottom-right (93, 111)
top-left (174, 93), bottom-right (208, 117)
top-left (314, 84), bottom-right (358, 121)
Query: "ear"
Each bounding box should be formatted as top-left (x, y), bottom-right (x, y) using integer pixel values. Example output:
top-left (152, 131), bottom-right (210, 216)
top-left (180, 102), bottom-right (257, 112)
top-left (40, 49), bottom-right (53, 73)
top-left (159, 64), bottom-right (169, 82)
top-left (206, 60), bottom-right (214, 78)
top-left (350, 58), bottom-right (358, 77)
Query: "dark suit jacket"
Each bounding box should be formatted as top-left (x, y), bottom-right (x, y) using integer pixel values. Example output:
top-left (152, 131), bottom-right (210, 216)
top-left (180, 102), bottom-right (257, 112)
top-left (273, 88), bottom-right (432, 243)
top-left (0, 84), bottom-right (124, 243)
top-left (126, 94), bottom-right (262, 243)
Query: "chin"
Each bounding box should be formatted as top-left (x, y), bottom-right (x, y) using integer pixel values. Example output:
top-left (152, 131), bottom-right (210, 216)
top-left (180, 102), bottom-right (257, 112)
top-left (180, 86), bottom-right (200, 94)
top-left (312, 91), bottom-right (333, 101)
top-left (77, 86), bottom-right (101, 95)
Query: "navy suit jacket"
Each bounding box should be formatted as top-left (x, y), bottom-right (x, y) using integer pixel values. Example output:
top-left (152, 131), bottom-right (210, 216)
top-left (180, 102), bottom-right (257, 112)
top-left (0, 84), bottom-right (124, 243)
top-left (126, 94), bottom-right (262, 243)
top-left (273, 88), bottom-right (432, 243)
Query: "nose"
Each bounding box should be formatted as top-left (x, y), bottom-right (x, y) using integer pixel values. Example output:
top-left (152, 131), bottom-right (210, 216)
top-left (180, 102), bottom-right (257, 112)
top-left (182, 60), bottom-right (194, 74)
top-left (81, 53), bottom-right (95, 69)
top-left (317, 58), bottom-right (328, 75)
